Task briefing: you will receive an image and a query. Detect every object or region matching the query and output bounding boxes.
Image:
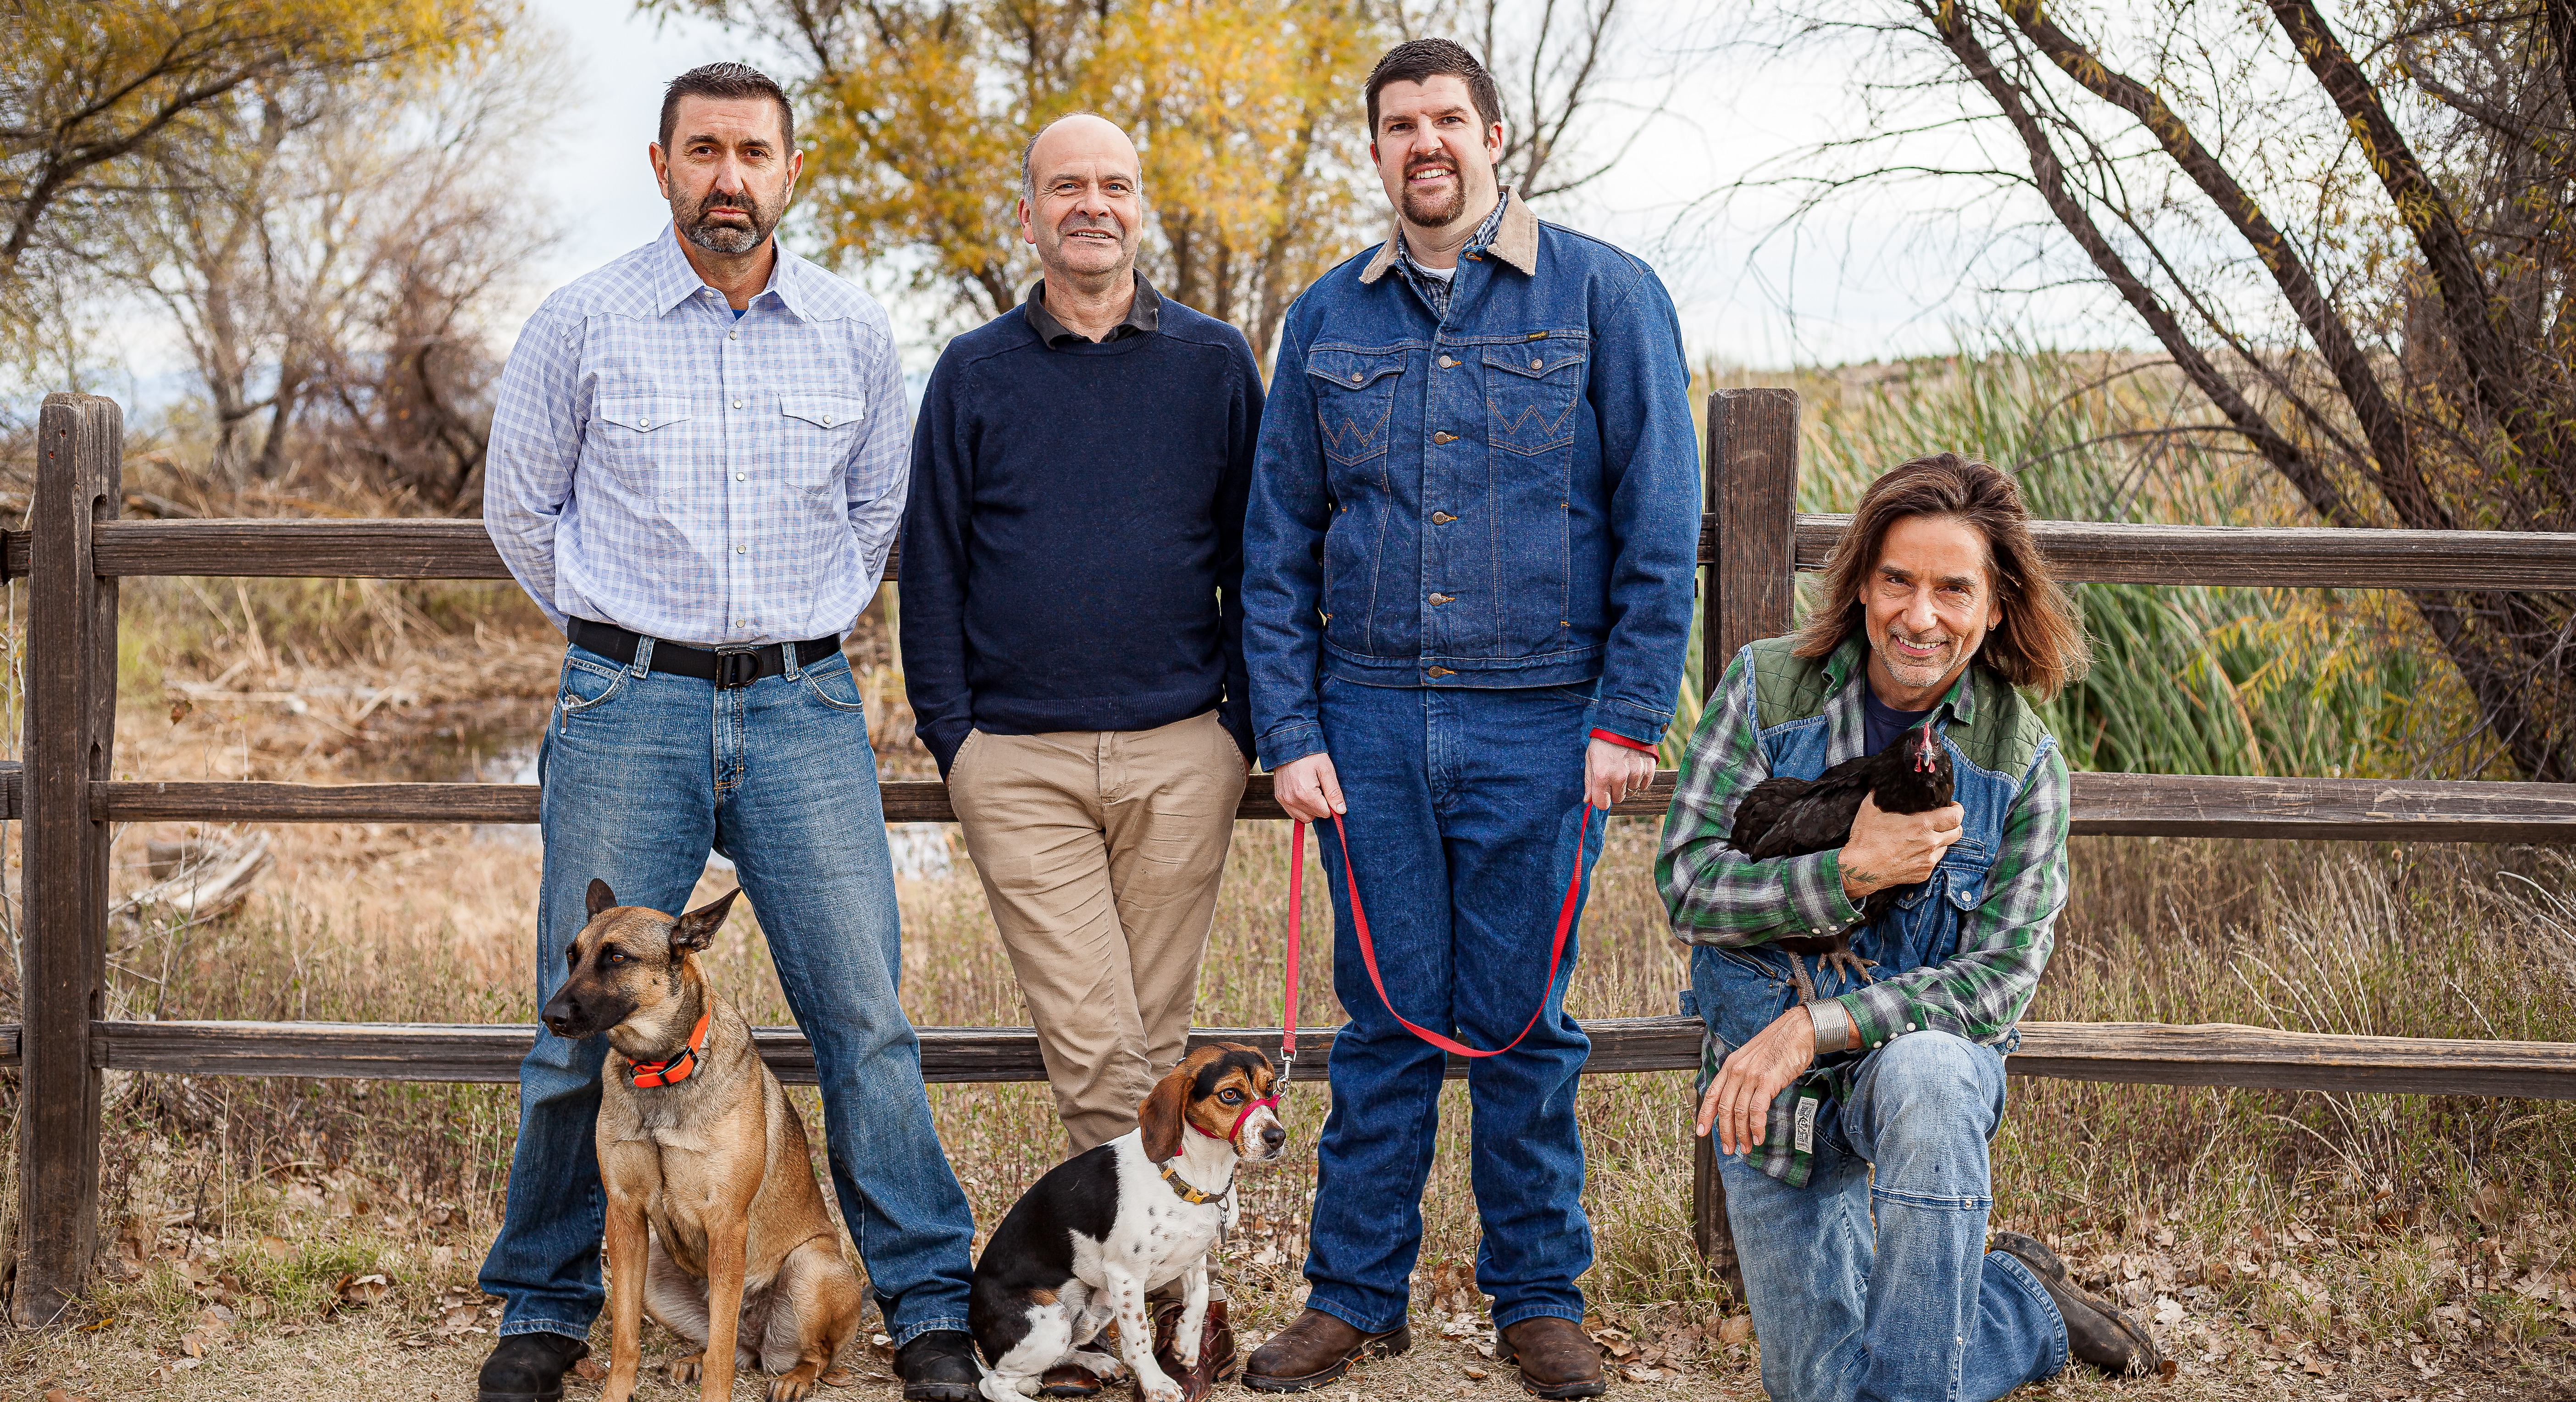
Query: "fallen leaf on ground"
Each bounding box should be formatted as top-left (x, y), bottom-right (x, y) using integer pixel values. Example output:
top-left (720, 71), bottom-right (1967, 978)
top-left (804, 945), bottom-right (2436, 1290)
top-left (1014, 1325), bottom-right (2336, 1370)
top-left (46, 1389), bottom-right (94, 1402)
top-left (1463, 1368), bottom-right (1489, 1380)
top-left (1621, 1365), bottom-right (1665, 1383)
top-left (572, 1357), bottom-right (608, 1381)
top-left (1717, 1317), bottom-right (1753, 1347)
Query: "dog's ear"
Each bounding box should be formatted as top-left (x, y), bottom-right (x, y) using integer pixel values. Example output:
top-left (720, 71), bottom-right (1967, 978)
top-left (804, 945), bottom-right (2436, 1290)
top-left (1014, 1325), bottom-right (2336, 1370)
top-left (586, 879), bottom-right (617, 918)
top-left (1137, 1064), bottom-right (1192, 1163)
top-left (670, 888), bottom-right (742, 953)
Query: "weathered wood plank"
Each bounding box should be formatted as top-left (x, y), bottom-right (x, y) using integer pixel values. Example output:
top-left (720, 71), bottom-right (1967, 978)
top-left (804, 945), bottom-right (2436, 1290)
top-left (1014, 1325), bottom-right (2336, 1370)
top-left (17, 394), bottom-right (121, 1325)
top-left (88, 772), bottom-right (2576, 840)
top-left (70, 516), bottom-right (2575, 592)
top-left (26, 1018), bottom-right (2565, 1099)
top-left (1793, 514), bottom-right (2576, 590)
top-left (1710, 391), bottom-right (1802, 663)
top-left (90, 774), bottom-right (1684, 824)
top-left (2007, 1023), bottom-right (2576, 1099)
top-left (2066, 773), bottom-right (2576, 840)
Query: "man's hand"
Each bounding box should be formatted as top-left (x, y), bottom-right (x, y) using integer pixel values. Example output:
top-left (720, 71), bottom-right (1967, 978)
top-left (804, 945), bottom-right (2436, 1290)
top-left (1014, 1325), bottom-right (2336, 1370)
top-left (1585, 737), bottom-right (1658, 810)
top-left (1272, 752), bottom-right (1346, 823)
top-left (1696, 1007), bottom-right (1818, 1157)
top-left (1837, 794), bottom-right (1965, 900)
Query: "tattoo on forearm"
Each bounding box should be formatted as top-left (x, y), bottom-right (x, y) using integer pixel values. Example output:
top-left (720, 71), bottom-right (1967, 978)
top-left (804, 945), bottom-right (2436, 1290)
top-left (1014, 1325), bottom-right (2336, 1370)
top-left (1847, 868), bottom-right (1880, 888)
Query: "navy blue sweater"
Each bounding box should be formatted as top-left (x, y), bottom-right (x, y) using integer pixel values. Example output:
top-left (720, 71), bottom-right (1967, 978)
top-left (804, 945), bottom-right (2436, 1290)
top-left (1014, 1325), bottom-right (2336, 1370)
top-left (901, 297), bottom-right (1261, 775)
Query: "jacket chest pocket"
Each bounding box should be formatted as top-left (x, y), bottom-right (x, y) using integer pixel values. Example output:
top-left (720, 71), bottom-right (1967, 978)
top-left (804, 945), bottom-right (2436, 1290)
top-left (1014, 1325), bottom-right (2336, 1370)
top-left (589, 395), bottom-right (694, 497)
top-left (1878, 848), bottom-right (1992, 970)
top-left (1307, 349), bottom-right (1406, 467)
top-left (777, 390), bottom-right (869, 500)
top-left (1481, 340), bottom-right (1586, 456)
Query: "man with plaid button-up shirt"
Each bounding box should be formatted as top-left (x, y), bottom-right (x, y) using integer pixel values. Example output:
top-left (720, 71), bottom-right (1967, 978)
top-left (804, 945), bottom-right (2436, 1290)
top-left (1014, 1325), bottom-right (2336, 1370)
top-left (475, 63), bottom-right (981, 1402)
top-left (1657, 454), bottom-right (2160, 1401)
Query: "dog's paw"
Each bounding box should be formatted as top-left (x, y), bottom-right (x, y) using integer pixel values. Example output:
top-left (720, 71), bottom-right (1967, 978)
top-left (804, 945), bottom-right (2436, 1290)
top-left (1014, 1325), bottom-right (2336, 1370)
top-left (1139, 1376), bottom-right (1186, 1402)
top-left (666, 1351), bottom-right (705, 1385)
top-left (1071, 1349), bottom-right (1125, 1380)
top-left (768, 1370), bottom-right (823, 1402)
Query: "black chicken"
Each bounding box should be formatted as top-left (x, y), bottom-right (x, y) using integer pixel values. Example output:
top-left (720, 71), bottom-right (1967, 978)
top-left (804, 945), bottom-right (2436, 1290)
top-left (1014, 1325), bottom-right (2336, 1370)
top-left (1726, 723), bottom-right (1955, 1002)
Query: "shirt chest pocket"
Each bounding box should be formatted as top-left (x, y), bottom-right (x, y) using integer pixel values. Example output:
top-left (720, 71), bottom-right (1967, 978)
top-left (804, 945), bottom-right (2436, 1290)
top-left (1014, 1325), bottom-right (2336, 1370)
top-left (1481, 340), bottom-right (1586, 456)
top-left (589, 395), bottom-right (693, 497)
top-left (777, 391), bottom-right (869, 497)
top-left (1307, 349), bottom-right (1405, 468)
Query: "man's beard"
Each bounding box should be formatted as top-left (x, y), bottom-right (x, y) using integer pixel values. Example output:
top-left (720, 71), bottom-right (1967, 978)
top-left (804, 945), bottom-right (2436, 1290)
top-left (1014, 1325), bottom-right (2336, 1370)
top-left (1876, 627), bottom-right (1959, 690)
top-left (1400, 158), bottom-right (1468, 226)
top-left (677, 189), bottom-right (776, 255)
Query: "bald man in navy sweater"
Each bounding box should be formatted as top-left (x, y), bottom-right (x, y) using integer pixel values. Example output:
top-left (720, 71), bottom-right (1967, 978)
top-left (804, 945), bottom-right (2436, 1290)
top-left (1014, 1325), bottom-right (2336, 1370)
top-left (899, 114), bottom-right (1258, 1328)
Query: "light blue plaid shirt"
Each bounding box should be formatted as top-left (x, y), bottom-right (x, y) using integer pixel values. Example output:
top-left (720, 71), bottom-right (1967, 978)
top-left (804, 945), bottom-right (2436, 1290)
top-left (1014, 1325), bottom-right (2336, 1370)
top-left (483, 227), bottom-right (909, 647)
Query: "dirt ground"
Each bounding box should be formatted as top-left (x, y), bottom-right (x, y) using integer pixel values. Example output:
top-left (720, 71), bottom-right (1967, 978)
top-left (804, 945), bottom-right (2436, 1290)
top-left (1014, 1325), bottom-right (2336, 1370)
top-left (6, 1288), bottom-right (2574, 1402)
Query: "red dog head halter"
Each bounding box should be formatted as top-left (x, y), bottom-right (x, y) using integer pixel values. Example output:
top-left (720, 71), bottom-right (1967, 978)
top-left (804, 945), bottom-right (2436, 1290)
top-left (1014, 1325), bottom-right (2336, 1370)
top-left (1190, 1090), bottom-right (1279, 1149)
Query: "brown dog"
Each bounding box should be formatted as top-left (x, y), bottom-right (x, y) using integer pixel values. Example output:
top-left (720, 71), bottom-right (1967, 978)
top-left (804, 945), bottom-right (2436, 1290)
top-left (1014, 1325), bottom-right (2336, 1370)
top-left (540, 880), bottom-right (864, 1402)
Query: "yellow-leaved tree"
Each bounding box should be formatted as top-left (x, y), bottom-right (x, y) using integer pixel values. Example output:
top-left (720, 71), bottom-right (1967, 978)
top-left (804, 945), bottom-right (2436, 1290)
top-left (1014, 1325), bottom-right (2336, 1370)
top-left (1, 0), bottom-right (500, 374)
top-left (652, 0), bottom-right (1385, 362)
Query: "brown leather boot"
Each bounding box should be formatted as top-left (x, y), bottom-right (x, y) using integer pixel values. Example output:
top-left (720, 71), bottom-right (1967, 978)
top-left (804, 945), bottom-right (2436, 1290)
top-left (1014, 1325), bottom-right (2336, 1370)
top-left (1498, 1317), bottom-right (1605, 1400)
top-left (1242, 1308), bottom-right (1410, 1392)
top-left (1152, 1298), bottom-right (1240, 1401)
top-left (1990, 1232), bottom-right (2169, 1377)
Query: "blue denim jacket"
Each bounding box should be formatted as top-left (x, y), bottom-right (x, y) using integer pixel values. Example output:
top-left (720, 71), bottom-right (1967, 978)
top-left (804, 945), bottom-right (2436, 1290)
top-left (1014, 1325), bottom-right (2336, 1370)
top-left (1242, 193), bottom-right (1702, 769)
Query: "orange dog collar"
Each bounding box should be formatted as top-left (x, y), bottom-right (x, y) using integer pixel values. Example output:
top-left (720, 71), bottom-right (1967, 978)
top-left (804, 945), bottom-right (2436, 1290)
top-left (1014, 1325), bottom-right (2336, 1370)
top-left (628, 1010), bottom-right (711, 1089)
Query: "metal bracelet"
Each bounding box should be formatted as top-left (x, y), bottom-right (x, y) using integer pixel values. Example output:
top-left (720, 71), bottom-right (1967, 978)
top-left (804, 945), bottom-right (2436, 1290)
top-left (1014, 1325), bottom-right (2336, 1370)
top-left (1808, 999), bottom-right (1859, 1055)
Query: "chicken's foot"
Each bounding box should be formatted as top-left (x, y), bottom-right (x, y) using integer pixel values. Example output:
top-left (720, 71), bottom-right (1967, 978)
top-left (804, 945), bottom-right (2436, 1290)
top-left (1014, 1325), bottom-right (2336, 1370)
top-left (1821, 947), bottom-right (1878, 987)
top-left (1787, 951), bottom-right (1817, 1004)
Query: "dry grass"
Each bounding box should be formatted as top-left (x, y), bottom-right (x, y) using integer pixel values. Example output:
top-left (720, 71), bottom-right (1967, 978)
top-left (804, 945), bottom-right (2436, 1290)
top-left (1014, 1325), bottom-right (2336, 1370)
top-left (0, 579), bottom-right (2570, 1399)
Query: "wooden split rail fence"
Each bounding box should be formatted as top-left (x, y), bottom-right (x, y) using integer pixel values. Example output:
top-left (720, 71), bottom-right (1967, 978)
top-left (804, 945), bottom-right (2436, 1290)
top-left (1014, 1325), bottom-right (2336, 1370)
top-left (8, 389), bottom-right (2576, 1324)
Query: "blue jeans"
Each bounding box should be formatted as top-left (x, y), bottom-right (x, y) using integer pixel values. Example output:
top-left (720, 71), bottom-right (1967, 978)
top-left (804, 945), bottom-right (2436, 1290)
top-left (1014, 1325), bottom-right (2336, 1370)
top-left (477, 641), bottom-right (977, 1345)
top-left (1302, 679), bottom-right (1604, 1332)
top-left (1713, 1030), bottom-right (2065, 1402)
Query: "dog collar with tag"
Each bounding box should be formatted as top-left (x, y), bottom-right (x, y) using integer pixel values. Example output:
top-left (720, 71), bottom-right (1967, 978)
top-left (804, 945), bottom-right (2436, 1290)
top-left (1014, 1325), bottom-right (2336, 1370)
top-left (628, 1010), bottom-right (711, 1089)
top-left (1158, 1163), bottom-right (1232, 1205)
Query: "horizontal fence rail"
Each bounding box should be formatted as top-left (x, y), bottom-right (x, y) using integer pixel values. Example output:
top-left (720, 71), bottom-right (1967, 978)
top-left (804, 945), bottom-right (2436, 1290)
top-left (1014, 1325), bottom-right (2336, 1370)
top-left (32, 766), bottom-right (2576, 843)
top-left (2, 1018), bottom-right (2566, 1100)
top-left (7, 513), bottom-right (2576, 592)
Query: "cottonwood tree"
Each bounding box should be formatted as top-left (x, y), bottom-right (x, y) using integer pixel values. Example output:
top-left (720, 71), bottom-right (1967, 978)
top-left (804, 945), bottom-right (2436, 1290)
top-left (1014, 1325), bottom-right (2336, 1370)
top-left (85, 40), bottom-right (571, 512)
top-left (1766, 1), bottom-right (2576, 781)
top-left (0, 0), bottom-right (499, 366)
top-left (655, 0), bottom-right (1381, 360)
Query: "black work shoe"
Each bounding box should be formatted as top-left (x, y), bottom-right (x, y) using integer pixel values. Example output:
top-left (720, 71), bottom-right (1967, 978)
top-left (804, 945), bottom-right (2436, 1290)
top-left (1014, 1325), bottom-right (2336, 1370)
top-left (898, 1329), bottom-right (983, 1402)
top-left (1991, 1233), bottom-right (2167, 1378)
top-left (476, 1331), bottom-right (591, 1402)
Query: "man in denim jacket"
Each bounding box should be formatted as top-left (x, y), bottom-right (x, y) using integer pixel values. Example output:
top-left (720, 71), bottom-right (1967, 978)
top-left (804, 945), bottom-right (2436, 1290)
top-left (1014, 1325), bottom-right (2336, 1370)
top-left (1241, 38), bottom-right (1699, 1400)
top-left (1659, 454), bottom-right (2161, 1401)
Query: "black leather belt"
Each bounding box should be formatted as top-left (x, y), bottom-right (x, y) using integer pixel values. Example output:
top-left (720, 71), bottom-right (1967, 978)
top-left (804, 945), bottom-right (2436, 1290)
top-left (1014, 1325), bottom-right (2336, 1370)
top-left (569, 618), bottom-right (842, 690)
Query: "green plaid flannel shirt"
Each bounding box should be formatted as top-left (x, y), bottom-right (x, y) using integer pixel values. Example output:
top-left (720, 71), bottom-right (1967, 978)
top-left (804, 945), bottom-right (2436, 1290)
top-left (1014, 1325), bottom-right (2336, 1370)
top-left (1657, 637), bottom-right (2069, 1184)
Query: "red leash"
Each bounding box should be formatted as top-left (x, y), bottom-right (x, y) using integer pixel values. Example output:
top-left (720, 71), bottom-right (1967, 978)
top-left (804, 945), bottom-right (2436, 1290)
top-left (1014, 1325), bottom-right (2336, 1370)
top-left (1284, 804), bottom-right (1597, 1063)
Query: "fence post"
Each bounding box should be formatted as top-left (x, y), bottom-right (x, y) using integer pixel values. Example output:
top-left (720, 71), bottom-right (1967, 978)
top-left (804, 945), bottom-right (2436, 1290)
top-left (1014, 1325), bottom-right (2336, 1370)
top-left (15, 394), bottom-right (121, 1324)
top-left (1691, 388), bottom-right (1800, 1306)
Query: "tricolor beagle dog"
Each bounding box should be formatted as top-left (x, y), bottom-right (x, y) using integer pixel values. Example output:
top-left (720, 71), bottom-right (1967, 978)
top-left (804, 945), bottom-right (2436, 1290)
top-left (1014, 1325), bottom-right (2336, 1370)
top-left (968, 1045), bottom-right (1287, 1402)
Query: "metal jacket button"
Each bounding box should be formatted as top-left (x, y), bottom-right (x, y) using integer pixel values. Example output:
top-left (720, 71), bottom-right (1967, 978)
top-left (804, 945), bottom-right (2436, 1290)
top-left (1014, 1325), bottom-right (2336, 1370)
top-left (1426, 666), bottom-right (1455, 678)
top-left (1432, 431), bottom-right (1457, 444)
top-left (1432, 511), bottom-right (1456, 523)
top-left (1439, 355), bottom-right (1457, 367)
top-left (1429, 593), bottom-right (1453, 605)
top-left (1350, 371), bottom-right (1363, 382)
top-left (1530, 358), bottom-right (1543, 369)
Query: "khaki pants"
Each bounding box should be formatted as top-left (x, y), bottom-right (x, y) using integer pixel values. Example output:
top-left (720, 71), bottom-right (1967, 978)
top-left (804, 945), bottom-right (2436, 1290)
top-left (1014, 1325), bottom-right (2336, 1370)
top-left (947, 710), bottom-right (1248, 1153)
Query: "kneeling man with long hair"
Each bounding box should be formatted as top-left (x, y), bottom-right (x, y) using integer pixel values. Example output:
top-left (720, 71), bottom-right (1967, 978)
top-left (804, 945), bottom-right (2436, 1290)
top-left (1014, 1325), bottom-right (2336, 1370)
top-left (1660, 452), bottom-right (2162, 1401)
